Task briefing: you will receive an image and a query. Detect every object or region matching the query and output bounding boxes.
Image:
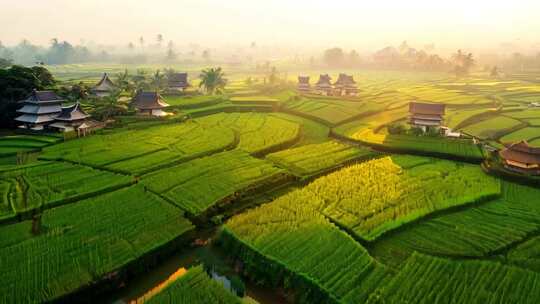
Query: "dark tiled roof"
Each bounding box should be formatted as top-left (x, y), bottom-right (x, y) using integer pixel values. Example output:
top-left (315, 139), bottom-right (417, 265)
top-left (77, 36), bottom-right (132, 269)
top-left (334, 73), bottom-right (356, 86)
top-left (20, 90), bottom-right (64, 104)
top-left (409, 102), bottom-right (446, 115)
top-left (130, 92), bottom-right (170, 110)
top-left (500, 141), bottom-right (540, 164)
top-left (316, 74), bottom-right (332, 86)
top-left (55, 103), bottom-right (89, 121)
top-left (298, 76), bottom-right (310, 84)
top-left (168, 73), bottom-right (189, 88)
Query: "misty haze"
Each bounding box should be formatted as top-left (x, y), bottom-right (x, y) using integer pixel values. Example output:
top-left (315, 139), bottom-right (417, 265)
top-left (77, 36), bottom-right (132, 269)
top-left (1, 1), bottom-right (540, 304)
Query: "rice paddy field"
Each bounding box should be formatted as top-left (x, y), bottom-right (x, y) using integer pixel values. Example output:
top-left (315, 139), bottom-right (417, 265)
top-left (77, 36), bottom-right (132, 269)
top-left (2, 65), bottom-right (540, 303)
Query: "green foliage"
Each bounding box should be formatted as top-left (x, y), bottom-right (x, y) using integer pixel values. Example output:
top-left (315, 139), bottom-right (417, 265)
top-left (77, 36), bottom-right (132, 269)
top-left (0, 65), bottom-right (56, 128)
top-left (199, 67), bottom-right (226, 95)
top-left (377, 253), bottom-right (540, 304)
top-left (267, 141), bottom-right (376, 176)
top-left (0, 186), bottom-right (194, 303)
top-left (142, 151), bottom-right (284, 215)
top-left (146, 265), bottom-right (241, 304)
top-left (222, 188), bottom-right (390, 303)
top-left (0, 161), bottom-right (132, 217)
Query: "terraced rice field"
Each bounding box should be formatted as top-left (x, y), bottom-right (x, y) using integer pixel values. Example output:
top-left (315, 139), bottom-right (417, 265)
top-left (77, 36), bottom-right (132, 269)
top-left (0, 186), bottom-right (194, 303)
top-left (266, 140), bottom-right (376, 177)
top-left (145, 265), bottom-right (241, 304)
top-left (0, 161), bottom-right (132, 218)
top-left (141, 151), bottom-right (286, 215)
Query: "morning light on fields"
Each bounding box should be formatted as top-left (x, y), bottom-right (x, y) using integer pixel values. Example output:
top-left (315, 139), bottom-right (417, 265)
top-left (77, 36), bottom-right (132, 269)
top-left (1, 1), bottom-right (540, 303)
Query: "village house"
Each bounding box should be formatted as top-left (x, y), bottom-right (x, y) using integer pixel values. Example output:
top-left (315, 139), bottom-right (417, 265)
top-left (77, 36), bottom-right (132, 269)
top-left (315, 74), bottom-right (333, 96)
top-left (91, 73), bottom-right (116, 97)
top-left (168, 73), bottom-right (190, 92)
top-left (130, 91), bottom-right (170, 117)
top-left (408, 102), bottom-right (446, 132)
top-left (49, 102), bottom-right (90, 132)
top-left (15, 90), bottom-right (64, 130)
top-left (333, 73), bottom-right (358, 96)
top-left (499, 140), bottom-right (540, 175)
top-left (297, 76), bottom-right (311, 93)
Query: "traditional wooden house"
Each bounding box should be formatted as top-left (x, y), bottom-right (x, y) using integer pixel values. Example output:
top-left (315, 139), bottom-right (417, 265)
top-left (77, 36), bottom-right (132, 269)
top-left (91, 73), bottom-right (116, 97)
top-left (408, 102), bottom-right (446, 132)
top-left (315, 74), bottom-right (333, 95)
top-left (499, 141), bottom-right (540, 174)
top-left (168, 73), bottom-right (189, 92)
top-left (15, 90), bottom-right (63, 130)
top-left (130, 91), bottom-right (170, 116)
top-left (297, 76), bottom-right (311, 93)
top-left (333, 73), bottom-right (358, 96)
top-left (49, 102), bottom-right (90, 132)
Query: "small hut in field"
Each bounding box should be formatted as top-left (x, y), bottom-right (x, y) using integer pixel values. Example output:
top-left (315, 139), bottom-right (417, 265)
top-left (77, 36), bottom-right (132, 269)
top-left (499, 141), bottom-right (540, 175)
top-left (49, 102), bottom-right (90, 132)
top-left (168, 73), bottom-right (190, 92)
top-left (333, 74), bottom-right (358, 96)
top-left (130, 91), bottom-right (170, 117)
top-left (15, 90), bottom-right (63, 130)
top-left (408, 102), bottom-right (446, 132)
top-left (297, 76), bottom-right (311, 93)
top-left (315, 74), bottom-right (332, 96)
top-left (91, 73), bottom-right (116, 97)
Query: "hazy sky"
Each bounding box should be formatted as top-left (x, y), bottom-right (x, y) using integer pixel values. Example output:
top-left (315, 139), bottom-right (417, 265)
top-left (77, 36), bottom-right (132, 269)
top-left (1, 0), bottom-right (539, 51)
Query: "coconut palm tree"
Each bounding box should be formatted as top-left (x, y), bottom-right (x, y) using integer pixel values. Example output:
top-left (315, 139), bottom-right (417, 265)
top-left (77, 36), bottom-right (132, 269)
top-left (150, 69), bottom-right (166, 92)
top-left (93, 90), bottom-right (127, 121)
top-left (199, 67), bottom-right (226, 95)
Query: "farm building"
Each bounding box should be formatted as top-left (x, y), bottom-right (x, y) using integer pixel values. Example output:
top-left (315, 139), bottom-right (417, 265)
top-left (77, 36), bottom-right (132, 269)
top-left (408, 102), bottom-right (446, 132)
top-left (333, 74), bottom-right (358, 96)
top-left (499, 140), bottom-right (540, 175)
top-left (168, 73), bottom-right (190, 92)
top-left (49, 102), bottom-right (90, 132)
top-left (315, 74), bottom-right (333, 95)
top-left (91, 73), bottom-right (116, 97)
top-left (297, 76), bottom-right (311, 93)
top-left (15, 90), bottom-right (64, 130)
top-left (130, 91), bottom-right (170, 116)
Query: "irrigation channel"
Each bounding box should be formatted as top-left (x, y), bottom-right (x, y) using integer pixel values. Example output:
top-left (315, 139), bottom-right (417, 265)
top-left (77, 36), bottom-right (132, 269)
top-left (101, 227), bottom-right (287, 304)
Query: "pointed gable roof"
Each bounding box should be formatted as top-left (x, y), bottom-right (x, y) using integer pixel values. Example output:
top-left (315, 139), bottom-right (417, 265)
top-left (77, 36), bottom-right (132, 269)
top-left (500, 140), bottom-right (540, 165)
top-left (316, 74), bottom-right (332, 87)
top-left (298, 76), bottom-right (310, 84)
top-left (130, 91), bottom-right (170, 110)
top-left (20, 90), bottom-right (64, 104)
top-left (409, 102), bottom-right (446, 116)
top-left (55, 102), bottom-right (90, 121)
top-left (93, 73), bottom-right (116, 92)
top-left (334, 73), bottom-right (356, 86)
top-left (168, 72), bottom-right (189, 88)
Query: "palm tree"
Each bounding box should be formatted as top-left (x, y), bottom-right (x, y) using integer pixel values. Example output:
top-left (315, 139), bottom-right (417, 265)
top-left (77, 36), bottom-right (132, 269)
top-left (150, 69), bottom-right (166, 92)
top-left (115, 69), bottom-right (131, 92)
top-left (93, 90), bottom-right (127, 121)
top-left (199, 67), bottom-right (226, 95)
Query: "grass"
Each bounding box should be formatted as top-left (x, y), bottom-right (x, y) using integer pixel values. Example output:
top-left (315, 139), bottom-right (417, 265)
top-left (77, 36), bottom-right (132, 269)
top-left (266, 141), bottom-right (376, 177)
top-left (145, 265), bottom-right (241, 304)
top-left (0, 161), bottom-right (132, 217)
top-left (141, 151), bottom-right (286, 215)
top-left (500, 127), bottom-right (540, 143)
top-left (462, 116), bottom-right (523, 139)
top-left (221, 191), bottom-right (389, 303)
top-left (0, 185), bottom-right (194, 303)
top-left (376, 253), bottom-right (540, 304)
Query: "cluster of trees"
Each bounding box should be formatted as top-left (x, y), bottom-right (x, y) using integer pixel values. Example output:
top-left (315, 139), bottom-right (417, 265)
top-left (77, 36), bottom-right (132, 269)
top-left (321, 42), bottom-right (476, 77)
top-left (0, 39), bottom-right (109, 66)
top-left (0, 65), bottom-right (55, 128)
top-left (322, 48), bottom-right (362, 67)
top-left (372, 41), bottom-right (447, 71)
